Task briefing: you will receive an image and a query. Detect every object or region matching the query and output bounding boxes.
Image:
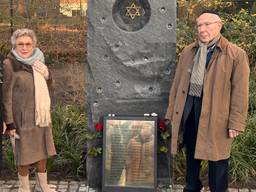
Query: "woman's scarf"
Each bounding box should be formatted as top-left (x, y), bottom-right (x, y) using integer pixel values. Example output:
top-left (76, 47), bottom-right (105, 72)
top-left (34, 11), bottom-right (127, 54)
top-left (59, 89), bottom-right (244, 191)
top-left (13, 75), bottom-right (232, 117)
top-left (11, 48), bottom-right (51, 127)
top-left (188, 34), bottom-right (221, 97)
top-left (11, 48), bottom-right (44, 65)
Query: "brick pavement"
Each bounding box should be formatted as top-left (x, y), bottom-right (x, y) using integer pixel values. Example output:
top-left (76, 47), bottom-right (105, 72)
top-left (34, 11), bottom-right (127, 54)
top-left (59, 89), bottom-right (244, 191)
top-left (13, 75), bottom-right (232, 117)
top-left (1, 181), bottom-right (256, 192)
top-left (0, 180), bottom-right (87, 192)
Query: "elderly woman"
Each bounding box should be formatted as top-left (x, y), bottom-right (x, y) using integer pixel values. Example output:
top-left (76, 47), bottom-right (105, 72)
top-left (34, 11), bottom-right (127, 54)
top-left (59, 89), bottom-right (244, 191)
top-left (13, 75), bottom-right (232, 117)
top-left (2, 28), bottom-right (56, 192)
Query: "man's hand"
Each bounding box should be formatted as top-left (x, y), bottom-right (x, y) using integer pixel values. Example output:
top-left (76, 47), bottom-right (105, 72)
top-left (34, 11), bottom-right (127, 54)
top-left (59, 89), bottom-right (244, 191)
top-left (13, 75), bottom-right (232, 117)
top-left (228, 129), bottom-right (241, 138)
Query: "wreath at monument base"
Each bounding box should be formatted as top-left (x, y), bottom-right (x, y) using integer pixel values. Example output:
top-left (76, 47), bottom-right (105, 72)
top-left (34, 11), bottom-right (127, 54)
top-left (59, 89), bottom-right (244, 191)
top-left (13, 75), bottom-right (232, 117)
top-left (158, 119), bottom-right (171, 154)
top-left (87, 123), bottom-right (103, 157)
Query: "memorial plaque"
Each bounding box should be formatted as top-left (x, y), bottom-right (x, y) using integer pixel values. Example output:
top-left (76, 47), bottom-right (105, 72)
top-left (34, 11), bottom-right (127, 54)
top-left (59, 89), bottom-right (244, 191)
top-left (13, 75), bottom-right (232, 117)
top-left (103, 116), bottom-right (157, 192)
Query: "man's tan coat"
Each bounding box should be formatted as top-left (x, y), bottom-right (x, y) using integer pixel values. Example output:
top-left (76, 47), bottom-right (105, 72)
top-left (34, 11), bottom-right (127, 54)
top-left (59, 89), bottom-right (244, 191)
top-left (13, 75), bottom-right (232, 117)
top-left (165, 36), bottom-right (250, 161)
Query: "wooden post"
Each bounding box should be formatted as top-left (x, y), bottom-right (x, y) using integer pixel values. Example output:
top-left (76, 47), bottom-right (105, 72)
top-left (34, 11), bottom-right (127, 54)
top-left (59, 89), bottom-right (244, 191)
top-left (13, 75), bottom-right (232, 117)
top-left (0, 54), bottom-right (4, 174)
top-left (10, 0), bottom-right (14, 34)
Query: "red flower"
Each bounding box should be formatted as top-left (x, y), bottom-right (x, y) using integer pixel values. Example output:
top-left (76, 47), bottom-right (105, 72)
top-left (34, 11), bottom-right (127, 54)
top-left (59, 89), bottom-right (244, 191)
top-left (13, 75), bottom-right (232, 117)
top-left (95, 123), bottom-right (103, 132)
top-left (159, 120), bottom-right (166, 131)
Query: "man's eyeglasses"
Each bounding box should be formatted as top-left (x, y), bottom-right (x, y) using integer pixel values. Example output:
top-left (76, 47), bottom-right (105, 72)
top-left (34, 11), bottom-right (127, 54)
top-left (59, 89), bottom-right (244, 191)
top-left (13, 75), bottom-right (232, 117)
top-left (16, 43), bottom-right (33, 49)
top-left (197, 21), bottom-right (220, 29)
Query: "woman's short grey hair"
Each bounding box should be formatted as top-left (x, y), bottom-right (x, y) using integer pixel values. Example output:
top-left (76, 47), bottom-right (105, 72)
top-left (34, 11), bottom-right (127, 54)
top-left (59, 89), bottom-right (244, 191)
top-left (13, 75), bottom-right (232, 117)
top-left (11, 28), bottom-right (37, 48)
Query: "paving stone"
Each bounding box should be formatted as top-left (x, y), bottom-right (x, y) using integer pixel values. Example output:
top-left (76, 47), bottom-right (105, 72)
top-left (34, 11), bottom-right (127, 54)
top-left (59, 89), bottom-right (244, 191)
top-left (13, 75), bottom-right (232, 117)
top-left (49, 183), bottom-right (57, 189)
top-left (30, 180), bottom-right (36, 184)
top-left (13, 183), bottom-right (19, 188)
top-left (69, 189), bottom-right (78, 192)
top-left (6, 180), bottom-right (17, 185)
top-left (86, 188), bottom-right (97, 192)
top-left (49, 180), bottom-right (58, 184)
top-left (80, 183), bottom-right (86, 187)
top-left (173, 188), bottom-right (183, 192)
top-left (58, 189), bottom-right (68, 192)
top-left (160, 186), bottom-right (179, 192)
top-left (79, 182), bottom-right (86, 186)
top-left (58, 184), bottom-right (68, 189)
top-left (0, 180), bottom-right (6, 184)
top-left (59, 181), bottom-right (69, 185)
top-left (228, 188), bottom-right (238, 192)
top-left (173, 184), bottom-right (183, 189)
top-left (250, 189), bottom-right (256, 192)
top-left (78, 186), bottom-right (87, 192)
top-left (2, 184), bottom-right (13, 188)
top-left (69, 181), bottom-right (79, 185)
top-left (161, 186), bottom-right (171, 192)
top-left (202, 187), bottom-right (210, 192)
top-left (70, 185), bottom-right (79, 190)
top-left (2, 189), bottom-right (10, 192)
top-left (239, 189), bottom-right (249, 192)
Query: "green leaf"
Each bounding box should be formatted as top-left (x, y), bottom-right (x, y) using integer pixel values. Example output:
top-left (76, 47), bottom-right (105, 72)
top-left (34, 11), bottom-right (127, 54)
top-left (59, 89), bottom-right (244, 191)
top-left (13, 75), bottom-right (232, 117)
top-left (159, 146), bottom-right (168, 153)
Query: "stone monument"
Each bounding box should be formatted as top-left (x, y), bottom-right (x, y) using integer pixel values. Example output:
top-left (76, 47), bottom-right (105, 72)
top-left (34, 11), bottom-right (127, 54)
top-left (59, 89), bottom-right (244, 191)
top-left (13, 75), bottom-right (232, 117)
top-left (87, 0), bottom-right (176, 189)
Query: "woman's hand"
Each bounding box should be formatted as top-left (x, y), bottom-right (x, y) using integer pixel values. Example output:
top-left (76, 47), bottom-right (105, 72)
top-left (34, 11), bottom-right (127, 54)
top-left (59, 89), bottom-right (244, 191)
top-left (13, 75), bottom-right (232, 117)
top-left (33, 60), bottom-right (49, 79)
top-left (3, 122), bottom-right (19, 138)
top-left (6, 129), bottom-right (16, 137)
top-left (2, 122), bottom-right (7, 134)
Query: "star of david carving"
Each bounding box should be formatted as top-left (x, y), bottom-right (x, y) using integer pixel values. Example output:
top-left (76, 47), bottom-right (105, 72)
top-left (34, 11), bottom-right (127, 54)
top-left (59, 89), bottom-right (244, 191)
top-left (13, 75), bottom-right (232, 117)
top-left (126, 2), bottom-right (141, 20)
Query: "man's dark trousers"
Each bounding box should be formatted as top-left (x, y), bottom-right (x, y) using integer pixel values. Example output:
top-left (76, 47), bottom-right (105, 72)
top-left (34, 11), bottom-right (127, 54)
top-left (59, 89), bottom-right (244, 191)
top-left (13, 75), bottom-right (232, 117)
top-left (182, 96), bottom-right (229, 192)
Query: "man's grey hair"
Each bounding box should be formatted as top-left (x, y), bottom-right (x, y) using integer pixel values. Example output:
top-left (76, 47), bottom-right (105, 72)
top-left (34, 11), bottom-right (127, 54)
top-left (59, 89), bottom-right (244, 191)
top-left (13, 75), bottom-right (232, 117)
top-left (11, 28), bottom-right (37, 48)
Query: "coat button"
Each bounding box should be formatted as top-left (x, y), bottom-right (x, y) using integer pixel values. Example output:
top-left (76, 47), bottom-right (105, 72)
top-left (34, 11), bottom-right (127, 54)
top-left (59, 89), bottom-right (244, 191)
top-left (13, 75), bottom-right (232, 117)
top-left (182, 90), bottom-right (185, 94)
top-left (176, 111), bottom-right (179, 114)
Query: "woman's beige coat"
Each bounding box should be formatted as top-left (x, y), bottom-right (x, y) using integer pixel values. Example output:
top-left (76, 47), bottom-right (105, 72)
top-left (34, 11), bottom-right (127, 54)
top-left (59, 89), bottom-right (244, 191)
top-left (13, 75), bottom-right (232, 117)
top-left (2, 53), bottom-right (56, 165)
top-left (165, 36), bottom-right (250, 161)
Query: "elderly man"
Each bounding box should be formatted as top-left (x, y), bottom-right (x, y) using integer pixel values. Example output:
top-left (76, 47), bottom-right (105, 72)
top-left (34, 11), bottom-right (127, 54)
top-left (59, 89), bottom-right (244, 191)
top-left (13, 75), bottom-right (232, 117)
top-left (165, 10), bottom-right (250, 192)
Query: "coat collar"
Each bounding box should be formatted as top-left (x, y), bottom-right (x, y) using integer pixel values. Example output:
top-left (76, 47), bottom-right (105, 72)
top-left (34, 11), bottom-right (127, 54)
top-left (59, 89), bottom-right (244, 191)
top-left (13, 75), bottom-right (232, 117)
top-left (192, 35), bottom-right (229, 52)
top-left (7, 52), bottom-right (33, 72)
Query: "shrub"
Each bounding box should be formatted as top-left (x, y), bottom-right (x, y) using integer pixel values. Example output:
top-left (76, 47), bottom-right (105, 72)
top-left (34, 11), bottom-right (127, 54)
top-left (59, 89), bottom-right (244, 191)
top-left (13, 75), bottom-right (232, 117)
top-left (228, 71), bottom-right (256, 182)
top-left (49, 104), bottom-right (88, 179)
top-left (229, 114), bottom-right (256, 182)
top-left (1, 138), bottom-right (16, 176)
top-left (222, 10), bottom-right (256, 68)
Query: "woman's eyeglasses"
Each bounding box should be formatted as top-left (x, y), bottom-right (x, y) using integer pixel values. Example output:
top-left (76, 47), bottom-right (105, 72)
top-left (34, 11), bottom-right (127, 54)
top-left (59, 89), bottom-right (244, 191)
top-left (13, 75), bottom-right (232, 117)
top-left (16, 43), bottom-right (33, 49)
